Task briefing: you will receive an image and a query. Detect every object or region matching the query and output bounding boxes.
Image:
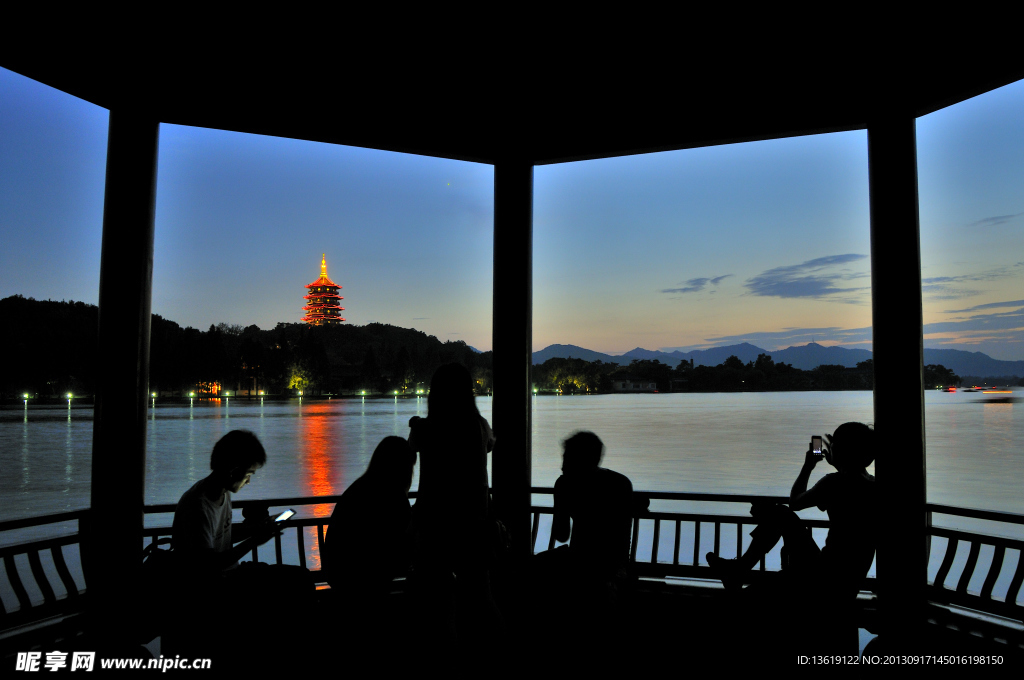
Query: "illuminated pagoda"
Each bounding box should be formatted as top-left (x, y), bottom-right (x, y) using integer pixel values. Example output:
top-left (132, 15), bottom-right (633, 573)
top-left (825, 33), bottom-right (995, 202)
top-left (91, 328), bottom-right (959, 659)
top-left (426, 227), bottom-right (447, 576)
top-left (302, 254), bottom-right (345, 325)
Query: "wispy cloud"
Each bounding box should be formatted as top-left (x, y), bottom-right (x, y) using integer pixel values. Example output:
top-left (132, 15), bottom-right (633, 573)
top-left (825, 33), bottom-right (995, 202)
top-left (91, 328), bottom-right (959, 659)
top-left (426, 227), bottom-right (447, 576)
top-left (412, 317), bottom-right (430, 320)
top-left (744, 254), bottom-right (869, 302)
top-left (945, 299), bottom-right (1024, 314)
top-left (968, 213), bottom-right (1022, 228)
top-left (660, 274), bottom-right (733, 295)
top-left (923, 299), bottom-right (1024, 353)
top-left (923, 265), bottom-right (1021, 301)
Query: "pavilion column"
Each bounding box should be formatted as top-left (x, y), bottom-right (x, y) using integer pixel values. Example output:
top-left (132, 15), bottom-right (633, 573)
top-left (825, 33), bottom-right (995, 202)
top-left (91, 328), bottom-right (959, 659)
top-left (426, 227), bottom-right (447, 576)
top-left (868, 113), bottom-right (929, 639)
top-left (86, 110), bottom-right (159, 640)
top-left (491, 158), bottom-right (533, 558)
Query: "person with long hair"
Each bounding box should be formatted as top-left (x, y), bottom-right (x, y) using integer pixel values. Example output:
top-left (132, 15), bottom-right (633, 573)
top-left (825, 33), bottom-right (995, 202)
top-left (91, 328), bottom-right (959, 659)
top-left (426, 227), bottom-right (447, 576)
top-left (323, 436), bottom-right (416, 647)
top-left (407, 362), bottom-right (498, 654)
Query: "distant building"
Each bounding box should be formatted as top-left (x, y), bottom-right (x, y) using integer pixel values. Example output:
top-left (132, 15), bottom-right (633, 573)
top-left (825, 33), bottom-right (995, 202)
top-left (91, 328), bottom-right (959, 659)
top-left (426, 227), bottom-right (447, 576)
top-left (610, 376), bottom-right (658, 392)
top-left (302, 254), bottom-right (346, 326)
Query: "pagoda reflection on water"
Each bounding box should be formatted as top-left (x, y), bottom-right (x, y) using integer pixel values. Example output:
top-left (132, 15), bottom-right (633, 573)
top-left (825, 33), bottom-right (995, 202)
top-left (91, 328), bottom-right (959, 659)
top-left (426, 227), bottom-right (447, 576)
top-left (302, 254), bottom-right (346, 325)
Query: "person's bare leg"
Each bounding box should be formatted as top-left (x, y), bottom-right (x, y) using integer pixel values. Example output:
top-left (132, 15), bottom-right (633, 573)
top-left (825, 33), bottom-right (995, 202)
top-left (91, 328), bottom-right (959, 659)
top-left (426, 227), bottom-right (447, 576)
top-left (707, 504), bottom-right (786, 588)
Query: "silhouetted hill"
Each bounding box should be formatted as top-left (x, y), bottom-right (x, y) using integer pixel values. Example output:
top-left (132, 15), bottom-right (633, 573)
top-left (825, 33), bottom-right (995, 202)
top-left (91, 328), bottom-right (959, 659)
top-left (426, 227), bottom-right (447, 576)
top-left (1, 295), bottom-right (489, 397)
top-left (532, 340), bottom-right (1023, 378)
top-left (922, 348), bottom-right (1024, 379)
top-left (772, 343), bottom-right (872, 370)
top-left (532, 344), bottom-right (621, 364)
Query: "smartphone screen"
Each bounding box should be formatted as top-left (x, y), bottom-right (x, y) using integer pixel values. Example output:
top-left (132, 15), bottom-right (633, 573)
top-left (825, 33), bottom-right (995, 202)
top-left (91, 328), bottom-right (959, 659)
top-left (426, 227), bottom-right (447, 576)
top-left (811, 436), bottom-right (823, 457)
top-left (274, 509), bottom-right (295, 523)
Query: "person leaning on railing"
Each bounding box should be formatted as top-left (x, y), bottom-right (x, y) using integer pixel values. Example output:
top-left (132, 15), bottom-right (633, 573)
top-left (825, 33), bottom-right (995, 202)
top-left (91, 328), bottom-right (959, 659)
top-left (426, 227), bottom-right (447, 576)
top-left (707, 421), bottom-right (879, 654)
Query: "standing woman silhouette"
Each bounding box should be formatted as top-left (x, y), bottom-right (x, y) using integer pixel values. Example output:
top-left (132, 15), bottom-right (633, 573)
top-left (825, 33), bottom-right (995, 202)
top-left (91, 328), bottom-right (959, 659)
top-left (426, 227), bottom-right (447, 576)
top-left (408, 362), bottom-right (499, 655)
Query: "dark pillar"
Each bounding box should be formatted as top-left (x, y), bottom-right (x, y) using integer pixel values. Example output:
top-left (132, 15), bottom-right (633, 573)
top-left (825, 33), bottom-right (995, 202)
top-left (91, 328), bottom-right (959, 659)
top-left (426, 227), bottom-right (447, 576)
top-left (868, 113), bottom-right (929, 639)
top-left (86, 110), bottom-right (159, 641)
top-left (491, 158), bottom-right (533, 558)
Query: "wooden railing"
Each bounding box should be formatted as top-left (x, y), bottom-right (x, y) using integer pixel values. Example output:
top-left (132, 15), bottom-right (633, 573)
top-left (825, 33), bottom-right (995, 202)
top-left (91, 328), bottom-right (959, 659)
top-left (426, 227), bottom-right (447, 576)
top-left (925, 504), bottom-right (1024, 623)
top-left (2, 493), bottom-right (1022, 637)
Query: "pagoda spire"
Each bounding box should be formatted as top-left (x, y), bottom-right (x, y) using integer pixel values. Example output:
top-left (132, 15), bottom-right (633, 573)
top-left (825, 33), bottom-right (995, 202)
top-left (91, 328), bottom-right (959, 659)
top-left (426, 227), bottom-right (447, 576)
top-left (321, 253), bottom-right (327, 278)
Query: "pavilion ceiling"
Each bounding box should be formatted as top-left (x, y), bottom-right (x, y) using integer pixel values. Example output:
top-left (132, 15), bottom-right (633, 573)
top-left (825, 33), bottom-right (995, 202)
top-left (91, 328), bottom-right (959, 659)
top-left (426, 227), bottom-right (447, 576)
top-left (3, 48), bottom-right (1022, 165)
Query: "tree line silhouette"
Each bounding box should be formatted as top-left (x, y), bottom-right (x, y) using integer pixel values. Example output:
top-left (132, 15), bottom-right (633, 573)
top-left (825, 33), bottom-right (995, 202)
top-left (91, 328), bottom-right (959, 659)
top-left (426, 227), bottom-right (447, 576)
top-left (1, 295), bottom-right (966, 399)
top-left (1, 296), bottom-right (488, 398)
top-left (534, 354), bottom-right (964, 393)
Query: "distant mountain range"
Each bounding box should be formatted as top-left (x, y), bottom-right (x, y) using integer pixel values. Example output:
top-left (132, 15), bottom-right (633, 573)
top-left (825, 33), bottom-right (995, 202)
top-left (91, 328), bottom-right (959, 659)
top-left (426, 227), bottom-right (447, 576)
top-left (532, 342), bottom-right (1024, 378)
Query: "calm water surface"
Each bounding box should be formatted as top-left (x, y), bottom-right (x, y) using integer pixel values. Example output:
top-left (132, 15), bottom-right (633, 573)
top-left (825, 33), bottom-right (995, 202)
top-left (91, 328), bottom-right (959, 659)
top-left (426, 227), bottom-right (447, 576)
top-left (2, 390), bottom-right (1020, 521)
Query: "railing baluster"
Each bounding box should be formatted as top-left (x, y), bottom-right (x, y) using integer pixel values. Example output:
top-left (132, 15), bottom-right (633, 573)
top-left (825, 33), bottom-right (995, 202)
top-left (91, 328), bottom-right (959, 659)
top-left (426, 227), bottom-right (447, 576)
top-left (956, 541), bottom-right (982, 595)
top-left (51, 545), bottom-right (80, 598)
top-left (693, 522), bottom-right (701, 565)
top-left (673, 520), bottom-right (681, 566)
top-left (27, 549), bottom-right (56, 605)
top-left (934, 537), bottom-right (959, 589)
top-left (651, 519), bottom-right (661, 564)
top-left (713, 522), bottom-right (720, 557)
top-left (531, 512), bottom-right (540, 552)
top-left (251, 545), bottom-right (258, 562)
top-left (630, 517), bottom-right (640, 562)
top-left (317, 524), bottom-right (326, 565)
top-left (4, 554), bottom-right (32, 611)
top-left (296, 527), bottom-right (307, 569)
top-left (1004, 549), bottom-right (1024, 608)
top-left (274, 530), bottom-right (284, 565)
top-left (736, 523), bottom-right (742, 559)
top-left (547, 522), bottom-right (557, 551)
top-left (979, 545), bottom-right (1005, 601)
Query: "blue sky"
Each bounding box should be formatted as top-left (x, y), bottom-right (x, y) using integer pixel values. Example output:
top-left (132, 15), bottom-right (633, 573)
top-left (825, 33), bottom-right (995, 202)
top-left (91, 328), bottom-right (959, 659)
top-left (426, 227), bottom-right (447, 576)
top-left (2, 66), bottom-right (1022, 359)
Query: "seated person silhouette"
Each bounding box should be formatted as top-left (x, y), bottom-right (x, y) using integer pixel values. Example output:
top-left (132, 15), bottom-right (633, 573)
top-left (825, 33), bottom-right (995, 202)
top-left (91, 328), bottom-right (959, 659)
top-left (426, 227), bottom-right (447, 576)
top-left (707, 421), bottom-right (878, 654)
top-left (323, 436), bottom-right (415, 633)
top-left (168, 430), bottom-right (313, 663)
top-left (536, 432), bottom-right (640, 597)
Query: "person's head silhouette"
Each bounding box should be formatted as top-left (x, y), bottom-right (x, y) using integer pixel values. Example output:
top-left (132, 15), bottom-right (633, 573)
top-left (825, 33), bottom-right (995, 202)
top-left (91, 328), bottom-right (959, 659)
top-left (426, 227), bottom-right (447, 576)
top-left (427, 363), bottom-right (478, 420)
top-left (210, 429), bottom-right (267, 493)
top-left (827, 422), bottom-right (875, 473)
top-left (365, 436), bottom-right (417, 492)
top-left (562, 431), bottom-right (604, 477)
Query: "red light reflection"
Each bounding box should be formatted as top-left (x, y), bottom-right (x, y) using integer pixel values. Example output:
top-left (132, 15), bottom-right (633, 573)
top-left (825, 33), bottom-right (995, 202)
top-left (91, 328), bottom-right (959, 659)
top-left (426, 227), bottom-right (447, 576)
top-left (298, 402), bottom-right (344, 570)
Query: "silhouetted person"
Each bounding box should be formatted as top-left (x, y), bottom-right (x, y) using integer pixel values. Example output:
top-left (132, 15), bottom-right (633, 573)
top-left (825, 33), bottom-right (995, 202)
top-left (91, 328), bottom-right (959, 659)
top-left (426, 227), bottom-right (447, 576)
top-left (707, 421), bottom-right (878, 655)
top-left (323, 436), bottom-right (415, 644)
top-left (171, 430), bottom-right (275, 575)
top-left (533, 431), bottom-right (643, 651)
top-left (551, 431), bottom-right (636, 582)
top-left (407, 363), bottom-right (498, 658)
top-left (167, 430), bottom-right (313, 667)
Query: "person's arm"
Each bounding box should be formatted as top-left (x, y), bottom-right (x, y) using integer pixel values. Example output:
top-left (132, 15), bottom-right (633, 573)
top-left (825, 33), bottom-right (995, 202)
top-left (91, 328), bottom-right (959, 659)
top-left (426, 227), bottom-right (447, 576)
top-left (407, 416), bottom-right (423, 452)
top-left (480, 416), bottom-right (496, 454)
top-left (222, 521), bottom-right (281, 568)
top-left (789, 444), bottom-right (825, 511)
top-left (552, 477), bottom-right (571, 543)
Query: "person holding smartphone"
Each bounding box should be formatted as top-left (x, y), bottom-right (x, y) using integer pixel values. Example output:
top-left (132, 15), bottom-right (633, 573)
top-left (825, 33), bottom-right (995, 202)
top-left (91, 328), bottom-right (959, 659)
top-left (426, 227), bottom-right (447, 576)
top-left (706, 421), bottom-right (879, 653)
top-left (167, 430), bottom-right (313, 666)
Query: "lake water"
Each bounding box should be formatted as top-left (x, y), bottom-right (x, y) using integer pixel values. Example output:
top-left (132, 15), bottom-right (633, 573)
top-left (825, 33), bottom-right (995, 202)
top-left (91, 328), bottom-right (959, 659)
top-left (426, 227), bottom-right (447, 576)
top-left (2, 390), bottom-right (1021, 530)
top-left (2, 391), bottom-right (1022, 613)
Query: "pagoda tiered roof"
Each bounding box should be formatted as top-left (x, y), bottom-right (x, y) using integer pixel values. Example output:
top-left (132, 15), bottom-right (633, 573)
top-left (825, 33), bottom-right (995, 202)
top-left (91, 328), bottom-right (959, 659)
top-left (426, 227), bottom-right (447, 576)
top-left (302, 254), bottom-right (345, 325)
top-left (306, 274), bottom-right (340, 289)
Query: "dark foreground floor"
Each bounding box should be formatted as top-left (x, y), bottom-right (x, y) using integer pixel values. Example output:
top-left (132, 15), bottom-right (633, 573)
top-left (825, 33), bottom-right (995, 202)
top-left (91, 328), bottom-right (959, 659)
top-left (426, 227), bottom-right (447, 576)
top-left (3, 579), bottom-right (1021, 674)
